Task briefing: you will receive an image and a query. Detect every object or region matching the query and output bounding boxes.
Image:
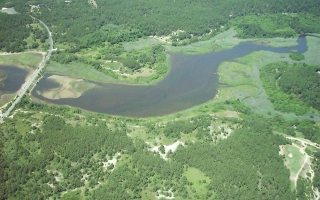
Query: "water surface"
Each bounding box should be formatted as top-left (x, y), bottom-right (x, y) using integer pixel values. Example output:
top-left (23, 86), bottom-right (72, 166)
top-left (32, 36), bottom-right (307, 117)
top-left (0, 65), bottom-right (28, 95)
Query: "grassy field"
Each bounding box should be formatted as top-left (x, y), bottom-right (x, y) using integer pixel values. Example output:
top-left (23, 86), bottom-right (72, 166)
top-left (0, 52), bottom-right (43, 69)
top-left (123, 37), bottom-right (159, 51)
top-left (184, 167), bottom-right (212, 199)
top-left (304, 36), bottom-right (320, 65)
top-left (61, 189), bottom-right (84, 200)
top-left (284, 145), bottom-right (304, 175)
top-left (46, 62), bottom-right (117, 83)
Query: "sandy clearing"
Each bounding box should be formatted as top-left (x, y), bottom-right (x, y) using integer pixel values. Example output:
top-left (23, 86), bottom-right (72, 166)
top-left (102, 153), bottom-right (120, 172)
top-left (151, 35), bottom-right (171, 44)
top-left (88, 0), bottom-right (98, 8)
top-left (40, 75), bottom-right (82, 99)
top-left (291, 142), bottom-right (314, 188)
top-left (149, 141), bottom-right (185, 160)
top-left (281, 138), bottom-right (316, 191)
top-left (156, 189), bottom-right (175, 200)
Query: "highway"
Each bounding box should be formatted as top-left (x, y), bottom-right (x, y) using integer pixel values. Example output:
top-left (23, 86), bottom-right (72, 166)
top-left (0, 16), bottom-right (53, 123)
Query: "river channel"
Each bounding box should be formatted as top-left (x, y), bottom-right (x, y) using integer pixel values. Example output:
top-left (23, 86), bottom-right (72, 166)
top-left (32, 36), bottom-right (307, 117)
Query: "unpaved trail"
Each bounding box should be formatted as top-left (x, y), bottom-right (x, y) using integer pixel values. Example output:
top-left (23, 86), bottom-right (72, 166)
top-left (287, 136), bottom-right (320, 150)
top-left (291, 142), bottom-right (310, 188)
top-left (286, 136), bottom-right (320, 198)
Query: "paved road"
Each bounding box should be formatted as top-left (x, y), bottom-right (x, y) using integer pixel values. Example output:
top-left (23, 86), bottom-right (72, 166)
top-left (0, 16), bottom-right (53, 123)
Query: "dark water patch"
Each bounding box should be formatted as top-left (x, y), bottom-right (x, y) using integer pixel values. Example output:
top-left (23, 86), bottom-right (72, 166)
top-left (33, 73), bottom-right (60, 95)
top-left (32, 36), bottom-right (308, 117)
top-left (0, 65), bottom-right (28, 95)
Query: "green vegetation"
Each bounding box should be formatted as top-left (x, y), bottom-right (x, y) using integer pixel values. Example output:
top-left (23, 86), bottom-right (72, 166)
top-left (0, 13), bottom-right (32, 52)
top-left (289, 52), bottom-right (305, 61)
top-left (260, 62), bottom-right (320, 115)
top-left (284, 145), bottom-right (304, 175)
top-left (48, 43), bottom-right (169, 84)
top-left (0, 52), bottom-right (43, 69)
top-left (1, 0), bottom-right (320, 199)
top-left (233, 13), bottom-right (320, 38)
top-left (0, 13), bottom-right (48, 52)
top-left (0, 100), bottom-right (303, 199)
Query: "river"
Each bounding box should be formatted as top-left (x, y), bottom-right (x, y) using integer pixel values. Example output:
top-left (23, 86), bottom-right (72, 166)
top-left (32, 36), bottom-right (307, 117)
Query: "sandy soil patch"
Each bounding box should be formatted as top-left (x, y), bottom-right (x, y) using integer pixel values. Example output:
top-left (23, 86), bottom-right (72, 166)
top-left (88, 0), bottom-right (97, 8)
top-left (102, 153), bottom-right (120, 172)
top-left (130, 68), bottom-right (155, 78)
top-left (41, 75), bottom-right (83, 99)
top-left (156, 189), bottom-right (175, 199)
top-left (217, 110), bottom-right (239, 118)
top-left (280, 142), bottom-right (315, 189)
top-left (149, 141), bottom-right (185, 160)
top-left (151, 35), bottom-right (171, 44)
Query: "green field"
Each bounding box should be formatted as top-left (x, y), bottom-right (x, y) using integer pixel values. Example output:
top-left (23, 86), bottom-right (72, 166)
top-left (0, 52), bottom-right (43, 69)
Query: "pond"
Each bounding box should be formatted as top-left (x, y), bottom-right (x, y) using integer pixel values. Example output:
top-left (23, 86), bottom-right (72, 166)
top-left (32, 36), bottom-right (307, 117)
top-left (0, 65), bottom-right (28, 96)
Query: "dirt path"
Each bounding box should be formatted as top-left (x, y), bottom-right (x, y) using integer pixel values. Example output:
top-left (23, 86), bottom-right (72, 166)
top-left (291, 142), bottom-right (310, 188)
top-left (286, 136), bottom-right (320, 198)
top-left (287, 136), bottom-right (320, 150)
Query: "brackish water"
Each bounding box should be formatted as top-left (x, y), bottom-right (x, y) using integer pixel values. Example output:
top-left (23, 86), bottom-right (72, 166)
top-left (32, 36), bottom-right (307, 117)
top-left (0, 65), bottom-right (28, 95)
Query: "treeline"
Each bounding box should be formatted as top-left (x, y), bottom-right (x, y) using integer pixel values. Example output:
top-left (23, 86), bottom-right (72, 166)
top-left (260, 62), bottom-right (320, 115)
top-left (0, 13), bottom-right (32, 52)
top-left (234, 13), bottom-right (320, 38)
top-left (4, 0), bottom-right (320, 49)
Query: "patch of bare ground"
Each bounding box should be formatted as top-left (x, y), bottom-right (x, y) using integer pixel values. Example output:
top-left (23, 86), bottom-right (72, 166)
top-left (130, 68), bottom-right (155, 78)
top-left (151, 35), bottom-right (171, 44)
top-left (39, 75), bottom-right (90, 99)
top-left (217, 110), bottom-right (239, 118)
top-left (88, 0), bottom-right (97, 8)
top-left (148, 141), bottom-right (185, 160)
top-left (281, 137), bottom-right (320, 197)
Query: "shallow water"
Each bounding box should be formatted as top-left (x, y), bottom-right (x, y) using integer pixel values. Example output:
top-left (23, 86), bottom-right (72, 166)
top-left (0, 65), bottom-right (28, 95)
top-left (32, 36), bottom-right (307, 117)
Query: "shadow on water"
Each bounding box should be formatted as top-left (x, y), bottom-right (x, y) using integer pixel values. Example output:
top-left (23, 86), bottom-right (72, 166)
top-left (0, 65), bottom-right (28, 95)
top-left (32, 36), bottom-right (308, 117)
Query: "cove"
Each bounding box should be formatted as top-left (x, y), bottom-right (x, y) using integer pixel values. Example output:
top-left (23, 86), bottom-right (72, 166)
top-left (0, 65), bottom-right (29, 95)
top-left (32, 36), bottom-right (307, 117)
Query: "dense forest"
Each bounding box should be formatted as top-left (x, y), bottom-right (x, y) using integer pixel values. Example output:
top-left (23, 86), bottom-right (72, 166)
top-left (260, 62), bottom-right (320, 115)
top-left (1, 100), bottom-right (314, 199)
top-left (2, 0), bottom-right (320, 50)
top-left (0, 13), bottom-right (32, 52)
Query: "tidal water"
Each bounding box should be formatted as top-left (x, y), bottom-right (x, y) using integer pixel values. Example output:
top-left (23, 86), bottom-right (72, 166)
top-left (32, 36), bottom-right (307, 117)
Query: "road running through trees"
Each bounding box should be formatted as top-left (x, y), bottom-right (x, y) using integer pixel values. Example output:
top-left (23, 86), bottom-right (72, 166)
top-left (0, 16), bottom-right (53, 123)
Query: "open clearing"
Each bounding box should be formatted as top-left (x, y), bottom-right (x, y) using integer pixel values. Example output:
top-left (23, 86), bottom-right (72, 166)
top-left (280, 136), bottom-right (320, 192)
top-left (0, 52), bottom-right (44, 69)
